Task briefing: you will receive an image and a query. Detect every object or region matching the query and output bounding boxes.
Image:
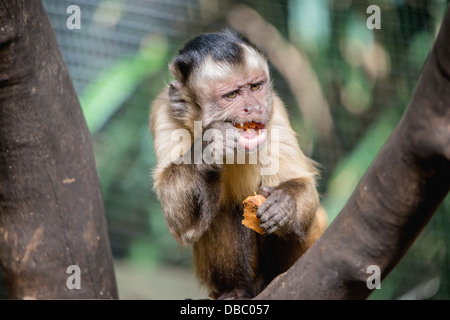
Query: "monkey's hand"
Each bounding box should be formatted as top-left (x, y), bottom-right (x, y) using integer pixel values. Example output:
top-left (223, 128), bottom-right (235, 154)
top-left (256, 186), bottom-right (297, 236)
top-left (203, 121), bottom-right (240, 162)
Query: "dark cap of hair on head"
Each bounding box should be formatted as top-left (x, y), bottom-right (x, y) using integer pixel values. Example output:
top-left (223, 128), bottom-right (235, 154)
top-left (171, 29), bottom-right (262, 82)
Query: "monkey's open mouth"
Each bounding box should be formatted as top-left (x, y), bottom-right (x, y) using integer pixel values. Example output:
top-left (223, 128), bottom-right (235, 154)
top-left (234, 121), bottom-right (267, 151)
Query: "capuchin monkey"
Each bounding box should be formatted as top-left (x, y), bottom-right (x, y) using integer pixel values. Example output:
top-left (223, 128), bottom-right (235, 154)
top-left (150, 29), bottom-right (327, 299)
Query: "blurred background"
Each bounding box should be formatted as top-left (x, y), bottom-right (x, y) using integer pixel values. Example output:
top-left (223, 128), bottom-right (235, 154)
top-left (1, 0), bottom-right (448, 299)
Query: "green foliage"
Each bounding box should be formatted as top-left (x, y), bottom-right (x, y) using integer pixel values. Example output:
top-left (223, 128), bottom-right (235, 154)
top-left (323, 106), bottom-right (403, 222)
top-left (80, 36), bottom-right (169, 133)
top-left (288, 0), bottom-right (331, 53)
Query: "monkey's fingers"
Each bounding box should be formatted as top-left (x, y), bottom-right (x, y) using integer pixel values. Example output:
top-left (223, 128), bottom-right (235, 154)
top-left (260, 210), bottom-right (290, 234)
top-left (258, 186), bottom-right (274, 199)
top-left (258, 199), bottom-right (280, 225)
top-left (258, 190), bottom-right (295, 233)
top-left (256, 194), bottom-right (277, 219)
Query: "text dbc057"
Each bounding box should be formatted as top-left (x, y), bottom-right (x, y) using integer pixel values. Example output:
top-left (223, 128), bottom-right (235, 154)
top-left (224, 304), bottom-right (269, 315)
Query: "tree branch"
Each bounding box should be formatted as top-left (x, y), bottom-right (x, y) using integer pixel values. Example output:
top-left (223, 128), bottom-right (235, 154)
top-left (0, 0), bottom-right (118, 298)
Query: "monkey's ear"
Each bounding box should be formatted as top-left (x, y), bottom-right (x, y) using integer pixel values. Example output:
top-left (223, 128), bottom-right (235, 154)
top-left (169, 62), bottom-right (184, 82)
top-left (168, 80), bottom-right (188, 119)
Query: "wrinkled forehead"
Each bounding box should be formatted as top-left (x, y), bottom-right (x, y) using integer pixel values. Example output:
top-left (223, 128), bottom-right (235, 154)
top-left (192, 45), bottom-right (269, 84)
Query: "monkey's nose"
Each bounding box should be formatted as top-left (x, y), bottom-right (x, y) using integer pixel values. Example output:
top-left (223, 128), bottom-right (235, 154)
top-left (243, 105), bottom-right (262, 114)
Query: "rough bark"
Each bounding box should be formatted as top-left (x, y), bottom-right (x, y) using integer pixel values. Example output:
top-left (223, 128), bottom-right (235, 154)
top-left (256, 5), bottom-right (450, 300)
top-left (0, 0), bottom-right (118, 299)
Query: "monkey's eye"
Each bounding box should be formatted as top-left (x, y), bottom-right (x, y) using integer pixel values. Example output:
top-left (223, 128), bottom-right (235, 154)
top-left (250, 83), bottom-right (262, 91)
top-left (225, 91), bottom-right (238, 99)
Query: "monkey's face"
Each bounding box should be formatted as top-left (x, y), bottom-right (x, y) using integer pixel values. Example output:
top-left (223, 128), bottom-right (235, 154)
top-left (170, 36), bottom-right (273, 152)
top-left (195, 58), bottom-right (272, 152)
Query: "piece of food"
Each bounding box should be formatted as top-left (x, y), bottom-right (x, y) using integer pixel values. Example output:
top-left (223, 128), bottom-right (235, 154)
top-left (234, 121), bottom-right (265, 130)
top-left (234, 121), bottom-right (267, 151)
top-left (242, 194), bottom-right (267, 234)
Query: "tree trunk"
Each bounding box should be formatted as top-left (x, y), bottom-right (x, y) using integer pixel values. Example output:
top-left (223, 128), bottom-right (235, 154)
top-left (256, 5), bottom-right (450, 300)
top-left (0, 0), bottom-right (118, 299)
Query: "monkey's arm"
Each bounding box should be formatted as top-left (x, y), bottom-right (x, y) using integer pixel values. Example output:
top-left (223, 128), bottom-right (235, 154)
top-left (150, 90), bottom-right (223, 246)
top-left (153, 160), bottom-right (222, 246)
top-left (257, 95), bottom-right (320, 239)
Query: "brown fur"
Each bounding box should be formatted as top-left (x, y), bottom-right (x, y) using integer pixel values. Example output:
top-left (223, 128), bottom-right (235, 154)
top-left (150, 41), bottom-right (327, 299)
